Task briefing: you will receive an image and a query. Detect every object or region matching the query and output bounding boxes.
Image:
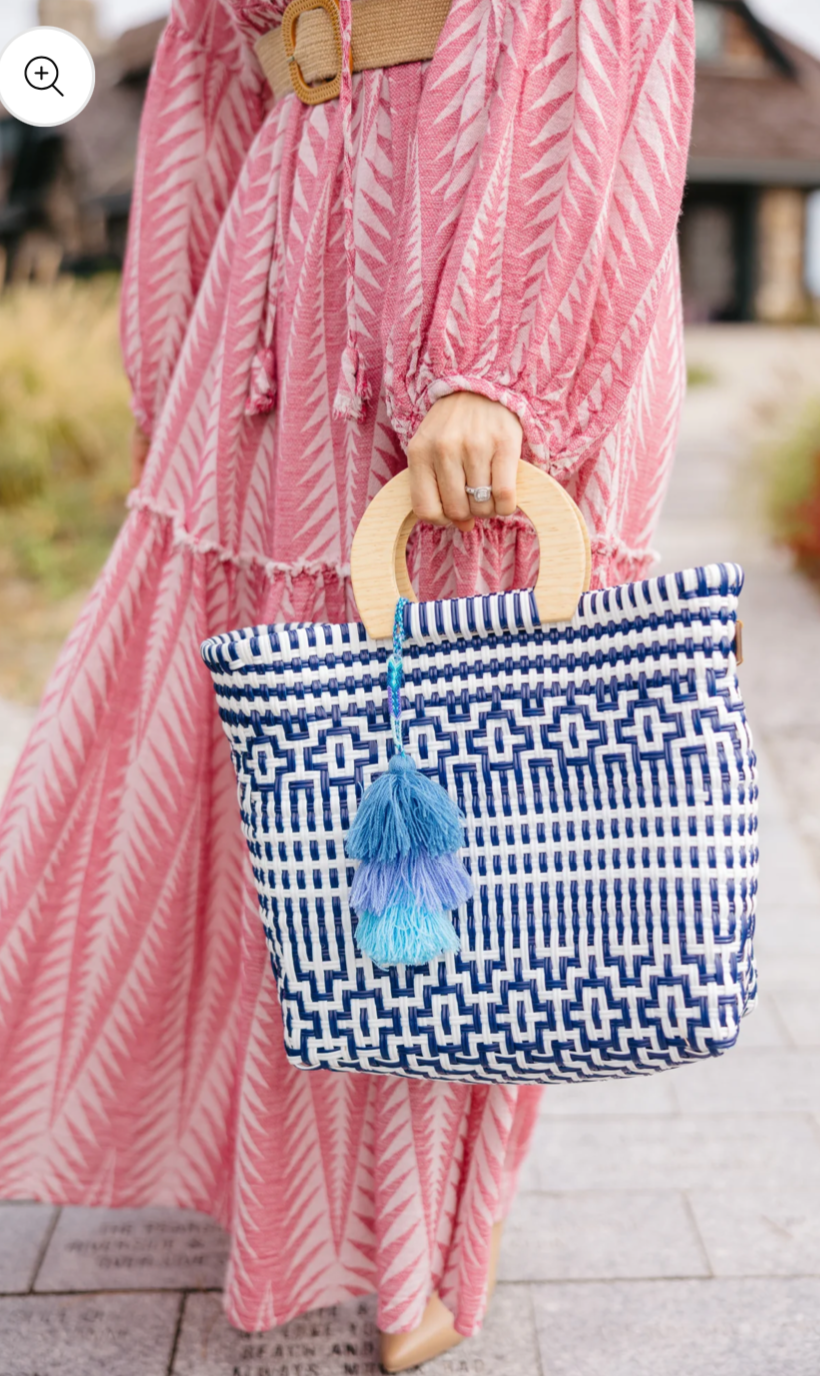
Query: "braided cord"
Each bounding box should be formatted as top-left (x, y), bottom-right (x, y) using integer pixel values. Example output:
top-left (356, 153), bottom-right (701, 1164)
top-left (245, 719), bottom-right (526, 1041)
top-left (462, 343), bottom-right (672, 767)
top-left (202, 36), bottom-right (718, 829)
top-left (386, 597), bottom-right (407, 755)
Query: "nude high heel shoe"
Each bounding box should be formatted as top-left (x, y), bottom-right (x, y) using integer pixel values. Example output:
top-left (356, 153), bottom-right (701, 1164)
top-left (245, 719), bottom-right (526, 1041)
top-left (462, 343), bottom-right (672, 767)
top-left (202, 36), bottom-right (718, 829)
top-left (378, 1220), bottom-right (504, 1374)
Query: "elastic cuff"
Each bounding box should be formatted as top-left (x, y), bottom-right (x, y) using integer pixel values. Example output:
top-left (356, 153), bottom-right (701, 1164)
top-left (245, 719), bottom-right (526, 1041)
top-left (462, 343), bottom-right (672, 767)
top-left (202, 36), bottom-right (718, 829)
top-left (386, 375), bottom-right (552, 468)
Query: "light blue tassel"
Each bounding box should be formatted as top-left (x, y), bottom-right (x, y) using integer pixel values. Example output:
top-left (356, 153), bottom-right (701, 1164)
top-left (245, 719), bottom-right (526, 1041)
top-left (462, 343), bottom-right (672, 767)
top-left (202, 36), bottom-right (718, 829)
top-left (354, 899), bottom-right (461, 968)
top-left (345, 596), bottom-right (473, 967)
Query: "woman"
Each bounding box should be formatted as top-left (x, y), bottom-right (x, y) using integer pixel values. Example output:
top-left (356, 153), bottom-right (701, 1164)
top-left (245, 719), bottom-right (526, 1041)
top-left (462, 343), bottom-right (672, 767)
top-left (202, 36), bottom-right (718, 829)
top-left (0, 0), bottom-right (694, 1368)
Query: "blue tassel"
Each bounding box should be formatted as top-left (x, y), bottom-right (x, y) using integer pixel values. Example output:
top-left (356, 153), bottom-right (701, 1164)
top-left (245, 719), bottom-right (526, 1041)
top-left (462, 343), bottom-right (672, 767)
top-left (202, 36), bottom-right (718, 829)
top-left (354, 899), bottom-right (461, 968)
top-left (345, 596), bottom-right (472, 966)
top-left (346, 754), bottom-right (464, 862)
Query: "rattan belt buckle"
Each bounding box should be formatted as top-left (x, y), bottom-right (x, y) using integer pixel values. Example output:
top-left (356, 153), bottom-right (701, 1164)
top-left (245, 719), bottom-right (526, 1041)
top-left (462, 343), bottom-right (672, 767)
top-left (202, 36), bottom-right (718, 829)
top-left (282, 0), bottom-right (351, 105)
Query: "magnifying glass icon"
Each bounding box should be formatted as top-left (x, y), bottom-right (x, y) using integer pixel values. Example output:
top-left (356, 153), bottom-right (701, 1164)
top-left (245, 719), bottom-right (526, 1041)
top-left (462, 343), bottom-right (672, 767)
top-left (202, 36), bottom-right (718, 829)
top-left (24, 55), bottom-right (64, 96)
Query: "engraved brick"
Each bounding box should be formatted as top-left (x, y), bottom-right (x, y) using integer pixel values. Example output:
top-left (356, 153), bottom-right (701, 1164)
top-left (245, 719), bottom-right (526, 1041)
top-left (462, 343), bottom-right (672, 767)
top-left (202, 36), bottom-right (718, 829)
top-left (0, 1292), bottom-right (179, 1375)
top-left (35, 1207), bottom-right (228, 1292)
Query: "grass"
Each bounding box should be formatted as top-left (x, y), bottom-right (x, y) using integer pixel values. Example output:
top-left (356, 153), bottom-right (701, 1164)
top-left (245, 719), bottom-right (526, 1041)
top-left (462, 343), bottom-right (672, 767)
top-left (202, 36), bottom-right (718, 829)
top-left (686, 362), bottom-right (716, 388)
top-left (0, 276), bottom-right (132, 703)
top-left (769, 398), bottom-right (820, 580)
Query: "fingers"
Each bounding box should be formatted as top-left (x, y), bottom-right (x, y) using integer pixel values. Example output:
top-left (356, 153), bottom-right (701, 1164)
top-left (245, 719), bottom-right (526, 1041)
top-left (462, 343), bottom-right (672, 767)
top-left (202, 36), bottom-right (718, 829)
top-left (407, 454), bottom-right (446, 525)
top-left (491, 444), bottom-right (519, 518)
top-left (437, 454), bottom-right (474, 528)
top-left (408, 426), bottom-right (474, 532)
top-left (406, 392), bottom-right (524, 530)
top-left (463, 441), bottom-right (494, 519)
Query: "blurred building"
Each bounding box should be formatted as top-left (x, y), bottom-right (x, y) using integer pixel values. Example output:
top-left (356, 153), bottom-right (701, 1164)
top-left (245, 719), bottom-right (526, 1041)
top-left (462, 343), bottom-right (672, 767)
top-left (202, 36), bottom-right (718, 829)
top-left (682, 0), bottom-right (820, 322)
top-left (2, 0), bottom-right (820, 320)
top-left (0, 0), bottom-right (164, 284)
top-left (38, 0), bottom-right (111, 56)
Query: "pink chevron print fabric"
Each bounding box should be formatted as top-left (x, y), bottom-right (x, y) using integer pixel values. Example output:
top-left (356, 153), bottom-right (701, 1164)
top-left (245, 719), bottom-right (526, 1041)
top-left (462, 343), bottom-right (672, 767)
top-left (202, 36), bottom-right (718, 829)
top-left (0, 0), bottom-right (694, 1338)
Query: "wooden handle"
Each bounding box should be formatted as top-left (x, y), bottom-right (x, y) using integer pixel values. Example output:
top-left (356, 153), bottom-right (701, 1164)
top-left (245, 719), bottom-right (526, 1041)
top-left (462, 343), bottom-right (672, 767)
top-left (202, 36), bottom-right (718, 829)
top-left (350, 461), bottom-right (591, 639)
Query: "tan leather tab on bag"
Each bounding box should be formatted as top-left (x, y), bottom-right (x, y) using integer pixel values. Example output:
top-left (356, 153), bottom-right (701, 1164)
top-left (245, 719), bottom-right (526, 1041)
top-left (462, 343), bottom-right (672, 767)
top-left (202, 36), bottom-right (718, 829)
top-left (734, 618), bottom-right (744, 666)
top-left (256, 0), bottom-right (452, 103)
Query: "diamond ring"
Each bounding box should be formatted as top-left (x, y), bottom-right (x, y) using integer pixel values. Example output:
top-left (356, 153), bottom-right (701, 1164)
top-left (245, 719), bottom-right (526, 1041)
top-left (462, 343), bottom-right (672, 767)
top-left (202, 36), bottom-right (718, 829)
top-left (465, 484), bottom-right (492, 504)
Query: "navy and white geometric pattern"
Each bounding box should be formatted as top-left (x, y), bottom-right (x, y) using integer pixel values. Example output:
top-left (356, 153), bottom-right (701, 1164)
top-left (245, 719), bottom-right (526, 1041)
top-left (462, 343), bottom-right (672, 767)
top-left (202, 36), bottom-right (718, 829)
top-left (201, 564), bottom-right (758, 1085)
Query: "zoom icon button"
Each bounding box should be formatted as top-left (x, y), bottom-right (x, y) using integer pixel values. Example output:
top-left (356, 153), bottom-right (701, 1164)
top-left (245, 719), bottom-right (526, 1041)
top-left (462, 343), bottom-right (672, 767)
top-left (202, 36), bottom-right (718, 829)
top-left (0, 27), bottom-right (95, 126)
top-left (25, 56), bottom-right (65, 97)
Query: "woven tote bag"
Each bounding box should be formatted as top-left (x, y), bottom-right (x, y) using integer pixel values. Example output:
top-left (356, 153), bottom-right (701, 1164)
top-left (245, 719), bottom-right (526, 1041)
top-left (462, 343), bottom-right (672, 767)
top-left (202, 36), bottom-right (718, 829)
top-left (201, 464), bottom-right (758, 1085)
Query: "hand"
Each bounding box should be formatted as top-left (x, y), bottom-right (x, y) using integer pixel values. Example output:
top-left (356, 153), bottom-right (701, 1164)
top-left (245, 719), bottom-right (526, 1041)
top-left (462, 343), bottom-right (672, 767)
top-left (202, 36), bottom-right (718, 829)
top-left (130, 421), bottom-right (151, 487)
top-left (406, 391), bottom-right (523, 532)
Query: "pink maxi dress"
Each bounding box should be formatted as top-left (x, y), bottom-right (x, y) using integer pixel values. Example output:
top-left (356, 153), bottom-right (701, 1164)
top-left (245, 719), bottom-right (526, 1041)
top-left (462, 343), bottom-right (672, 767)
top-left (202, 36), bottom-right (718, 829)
top-left (0, 0), bottom-right (694, 1336)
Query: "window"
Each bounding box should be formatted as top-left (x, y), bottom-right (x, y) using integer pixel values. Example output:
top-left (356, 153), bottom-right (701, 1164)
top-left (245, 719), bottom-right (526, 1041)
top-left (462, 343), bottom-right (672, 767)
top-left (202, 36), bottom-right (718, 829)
top-left (694, 1), bottom-right (725, 63)
top-left (806, 190), bottom-right (820, 299)
top-left (0, 119), bottom-right (24, 165)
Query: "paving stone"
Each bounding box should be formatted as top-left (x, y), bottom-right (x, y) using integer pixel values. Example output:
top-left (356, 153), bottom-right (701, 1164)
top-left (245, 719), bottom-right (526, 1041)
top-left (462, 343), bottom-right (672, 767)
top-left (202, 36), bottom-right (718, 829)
top-left (756, 824), bottom-right (820, 909)
top-left (499, 1190), bottom-right (708, 1281)
top-left (742, 610), bottom-right (820, 746)
top-left (173, 1285), bottom-right (541, 1376)
top-left (0, 1203), bottom-right (57, 1293)
top-left (538, 1071), bottom-right (677, 1118)
top-left (773, 994), bottom-right (820, 1048)
top-left (762, 734), bottom-right (820, 857)
top-left (752, 745), bottom-right (799, 821)
top-left (0, 1291), bottom-right (180, 1376)
top-left (530, 1277), bottom-right (820, 1376)
top-left (754, 908), bottom-right (820, 957)
top-left (689, 1188), bottom-right (820, 1276)
top-left (732, 993), bottom-right (790, 1048)
top-left (754, 952), bottom-right (820, 993)
top-left (174, 1294), bottom-right (381, 1376)
top-left (669, 1048), bottom-right (820, 1115)
top-left (35, 1206), bottom-right (229, 1292)
top-left (521, 1113), bottom-right (820, 1193)
top-left (422, 1284), bottom-right (541, 1376)
top-left (515, 1139), bottom-right (541, 1193)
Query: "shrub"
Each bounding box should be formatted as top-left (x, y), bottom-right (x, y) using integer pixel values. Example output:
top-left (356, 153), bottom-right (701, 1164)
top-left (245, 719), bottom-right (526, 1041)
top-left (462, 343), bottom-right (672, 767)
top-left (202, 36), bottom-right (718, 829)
top-left (686, 362), bottom-right (716, 388)
top-left (0, 275), bottom-right (131, 597)
top-left (770, 399), bottom-right (820, 577)
top-left (0, 276), bottom-right (132, 701)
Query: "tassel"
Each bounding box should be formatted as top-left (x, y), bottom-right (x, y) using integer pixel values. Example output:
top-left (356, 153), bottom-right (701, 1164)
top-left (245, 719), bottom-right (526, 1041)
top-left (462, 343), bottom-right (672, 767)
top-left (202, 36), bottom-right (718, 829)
top-left (245, 345), bottom-right (277, 416)
top-left (245, 187), bottom-right (283, 417)
top-left (354, 901), bottom-right (461, 968)
top-left (346, 754), bottom-right (464, 863)
top-left (346, 597), bottom-right (473, 967)
top-left (350, 849), bottom-right (473, 914)
top-left (332, 337), bottom-right (371, 421)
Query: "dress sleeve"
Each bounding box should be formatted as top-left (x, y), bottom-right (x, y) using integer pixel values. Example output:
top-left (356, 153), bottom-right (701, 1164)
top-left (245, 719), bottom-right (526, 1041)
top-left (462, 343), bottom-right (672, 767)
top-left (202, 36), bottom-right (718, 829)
top-left (120, 0), bottom-right (269, 434)
top-left (382, 0), bottom-right (695, 474)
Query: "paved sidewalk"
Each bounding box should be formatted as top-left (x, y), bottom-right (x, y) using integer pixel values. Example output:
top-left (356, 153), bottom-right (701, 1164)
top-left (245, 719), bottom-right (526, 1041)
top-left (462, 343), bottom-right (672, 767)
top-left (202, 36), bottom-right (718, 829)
top-left (2, 326), bottom-right (820, 1374)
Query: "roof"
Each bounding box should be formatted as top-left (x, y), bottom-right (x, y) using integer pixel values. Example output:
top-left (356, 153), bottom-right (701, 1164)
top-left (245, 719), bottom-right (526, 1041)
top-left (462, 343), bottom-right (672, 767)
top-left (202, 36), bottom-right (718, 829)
top-left (56, 19), bottom-right (167, 204)
top-left (690, 4), bottom-right (820, 186)
top-left (66, 64), bottom-right (147, 201)
top-left (113, 18), bottom-right (167, 81)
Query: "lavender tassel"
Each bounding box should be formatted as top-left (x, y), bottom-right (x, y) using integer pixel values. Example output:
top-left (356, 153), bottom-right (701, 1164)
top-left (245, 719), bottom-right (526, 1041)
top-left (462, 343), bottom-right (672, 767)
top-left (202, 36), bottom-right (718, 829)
top-left (350, 849), bottom-right (473, 915)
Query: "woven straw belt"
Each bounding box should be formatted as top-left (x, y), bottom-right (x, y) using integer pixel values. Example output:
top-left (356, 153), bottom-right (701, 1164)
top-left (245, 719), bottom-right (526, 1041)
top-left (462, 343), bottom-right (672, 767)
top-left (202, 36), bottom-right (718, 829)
top-left (255, 0), bottom-right (452, 105)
